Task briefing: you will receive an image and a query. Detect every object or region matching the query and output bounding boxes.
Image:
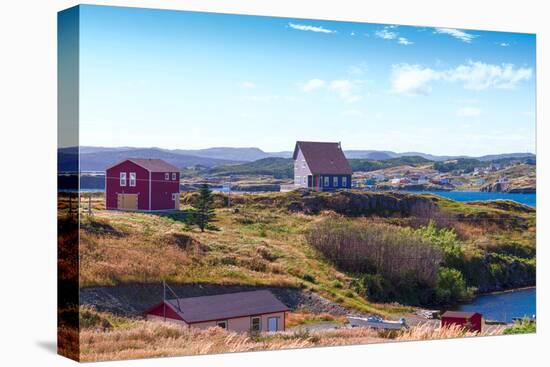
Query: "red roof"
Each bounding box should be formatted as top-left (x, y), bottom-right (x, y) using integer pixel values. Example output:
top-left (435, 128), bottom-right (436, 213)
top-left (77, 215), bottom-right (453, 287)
top-left (293, 141), bottom-right (352, 175)
top-left (158, 290), bottom-right (289, 324)
top-left (441, 311), bottom-right (481, 319)
top-left (108, 158), bottom-right (179, 172)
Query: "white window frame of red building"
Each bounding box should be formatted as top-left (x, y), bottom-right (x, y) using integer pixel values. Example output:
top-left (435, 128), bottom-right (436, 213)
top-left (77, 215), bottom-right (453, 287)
top-left (333, 176), bottom-right (338, 187)
top-left (172, 172), bottom-right (176, 180)
top-left (164, 172), bottom-right (169, 180)
top-left (342, 176), bottom-right (348, 187)
top-left (120, 172), bottom-right (127, 186)
top-left (324, 176), bottom-right (329, 187)
top-left (129, 172), bottom-right (136, 187)
top-left (171, 193), bottom-right (177, 200)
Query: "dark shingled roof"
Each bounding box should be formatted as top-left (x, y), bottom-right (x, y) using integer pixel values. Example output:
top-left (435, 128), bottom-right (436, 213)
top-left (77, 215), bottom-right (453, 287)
top-left (127, 158), bottom-right (179, 172)
top-left (441, 311), bottom-right (481, 319)
top-left (293, 141), bottom-right (353, 175)
top-left (164, 290), bottom-right (289, 324)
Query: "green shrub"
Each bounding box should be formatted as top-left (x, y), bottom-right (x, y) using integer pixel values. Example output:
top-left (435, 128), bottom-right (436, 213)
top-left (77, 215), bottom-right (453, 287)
top-left (435, 267), bottom-right (474, 304)
top-left (302, 273), bottom-right (316, 283)
top-left (503, 318), bottom-right (536, 335)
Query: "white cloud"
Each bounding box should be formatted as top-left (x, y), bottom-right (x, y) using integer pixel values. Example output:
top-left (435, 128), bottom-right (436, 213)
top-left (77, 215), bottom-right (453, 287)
top-left (447, 61), bottom-right (533, 90)
top-left (241, 81), bottom-right (256, 88)
top-left (302, 79), bottom-right (326, 92)
top-left (391, 64), bottom-right (441, 96)
top-left (499, 42), bottom-right (510, 47)
top-left (330, 80), bottom-right (362, 103)
top-left (456, 107), bottom-right (481, 117)
top-left (375, 28), bottom-right (397, 40)
top-left (288, 22), bottom-right (335, 34)
top-left (391, 61), bottom-right (532, 95)
top-left (350, 31), bottom-right (355, 36)
top-left (434, 28), bottom-right (476, 43)
top-left (398, 37), bottom-right (414, 45)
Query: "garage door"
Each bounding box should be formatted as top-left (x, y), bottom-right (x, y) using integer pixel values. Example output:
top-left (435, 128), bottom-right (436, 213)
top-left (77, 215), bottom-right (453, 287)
top-left (117, 193), bottom-right (138, 210)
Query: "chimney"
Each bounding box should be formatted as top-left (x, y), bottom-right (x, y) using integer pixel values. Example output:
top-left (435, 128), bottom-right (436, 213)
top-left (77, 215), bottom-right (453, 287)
top-left (338, 141), bottom-right (341, 149)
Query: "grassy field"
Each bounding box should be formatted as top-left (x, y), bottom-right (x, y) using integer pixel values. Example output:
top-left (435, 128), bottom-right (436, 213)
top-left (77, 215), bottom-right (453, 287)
top-left (59, 190), bottom-right (534, 361)
top-left (75, 190), bottom-right (535, 313)
top-left (78, 193), bottom-right (408, 316)
top-left (76, 307), bottom-right (503, 362)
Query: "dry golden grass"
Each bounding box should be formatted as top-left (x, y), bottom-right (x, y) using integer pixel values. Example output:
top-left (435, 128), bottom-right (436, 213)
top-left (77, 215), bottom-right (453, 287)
top-left (286, 311), bottom-right (347, 328)
top-left (395, 323), bottom-right (504, 341)
top-left (79, 318), bottom-right (504, 362)
top-left (78, 319), bottom-right (381, 362)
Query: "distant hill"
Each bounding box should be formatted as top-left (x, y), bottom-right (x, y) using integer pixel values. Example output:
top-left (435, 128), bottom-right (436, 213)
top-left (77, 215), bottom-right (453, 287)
top-left (349, 156), bottom-right (433, 172)
top-left (207, 157), bottom-right (293, 178)
top-left (63, 148), bottom-right (243, 172)
top-left (170, 147), bottom-right (281, 162)
top-left (205, 155), bottom-right (435, 178)
top-left (70, 146), bottom-right (536, 172)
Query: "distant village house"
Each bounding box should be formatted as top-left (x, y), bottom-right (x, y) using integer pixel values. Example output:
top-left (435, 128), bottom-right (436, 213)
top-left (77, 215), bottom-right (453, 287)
top-left (293, 141), bottom-right (353, 191)
top-left (105, 158), bottom-right (180, 211)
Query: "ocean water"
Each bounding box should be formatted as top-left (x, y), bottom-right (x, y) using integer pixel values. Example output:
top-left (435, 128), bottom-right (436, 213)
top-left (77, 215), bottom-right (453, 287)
top-left (410, 191), bottom-right (536, 207)
top-left (453, 288), bottom-right (536, 323)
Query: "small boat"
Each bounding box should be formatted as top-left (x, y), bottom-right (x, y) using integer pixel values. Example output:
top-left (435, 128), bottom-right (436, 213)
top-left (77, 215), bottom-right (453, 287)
top-left (347, 316), bottom-right (408, 330)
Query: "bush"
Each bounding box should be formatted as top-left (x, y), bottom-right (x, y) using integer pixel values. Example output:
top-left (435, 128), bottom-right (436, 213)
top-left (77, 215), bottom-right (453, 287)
top-left (302, 273), bottom-right (316, 283)
top-left (503, 318), bottom-right (536, 335)
top-left (306, 218), bottom-right (442, 289)
top-left (435, 267), bottom-right (474, 304)
top-left (305, 218), bottom-right (443, 305)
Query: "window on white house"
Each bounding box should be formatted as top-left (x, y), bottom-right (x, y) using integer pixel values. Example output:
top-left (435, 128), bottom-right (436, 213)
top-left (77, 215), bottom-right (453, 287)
top-left (251, 317), bottom-right (261, 332)
top-left (342, 176), bottom-right (348, 187)
top-left (324, 176), bottom-right (329, 187)
top-left (164, 172), bottom-right (169, 180)
top-left (302, 160), bottom-right (306, 169)
top-left (216, 320), bottom-right (228, 330)
top-left (295, 176), bottom-right (300, 184)
top-left (172, 172), bottom-right (177, 180)
top-left (129, 172), bottom-right (136, 187)
top-left (120, 172), bottom-right (127, 186)
top-left (333, 177), bottom-right (338, 187)
top-left (303, 176), bottom-right (306, 185)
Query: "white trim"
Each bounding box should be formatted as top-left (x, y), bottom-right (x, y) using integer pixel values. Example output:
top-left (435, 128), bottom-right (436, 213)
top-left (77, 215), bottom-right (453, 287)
top-left (172, 172), bottom-right (176, 180)
top-left (165, 172), bottom-right (169, 180)
top-left (129, 172), bottom-right (136, 187)
top-left (120, 172), bottom-right (127, 186)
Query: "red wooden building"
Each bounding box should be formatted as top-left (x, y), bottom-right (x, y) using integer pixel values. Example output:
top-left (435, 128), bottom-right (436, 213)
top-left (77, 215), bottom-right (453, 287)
top-left (105, 158), bottom-right (180, 211)
top-left (441, 311), bottom-right (483, 332)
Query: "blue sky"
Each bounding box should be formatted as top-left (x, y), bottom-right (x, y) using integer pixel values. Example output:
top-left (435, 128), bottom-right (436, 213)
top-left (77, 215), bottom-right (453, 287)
top-left (78, 5), bottom-right (536, 156)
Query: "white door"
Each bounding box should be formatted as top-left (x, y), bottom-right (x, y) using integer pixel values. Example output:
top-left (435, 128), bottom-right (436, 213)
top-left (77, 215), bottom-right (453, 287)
top-left (267, 317), bottom-right (279, 332)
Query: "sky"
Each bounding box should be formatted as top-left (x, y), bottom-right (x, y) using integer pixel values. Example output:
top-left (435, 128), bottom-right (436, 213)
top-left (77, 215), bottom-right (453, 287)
top-left (77, 5), bottom-right (536, 156)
